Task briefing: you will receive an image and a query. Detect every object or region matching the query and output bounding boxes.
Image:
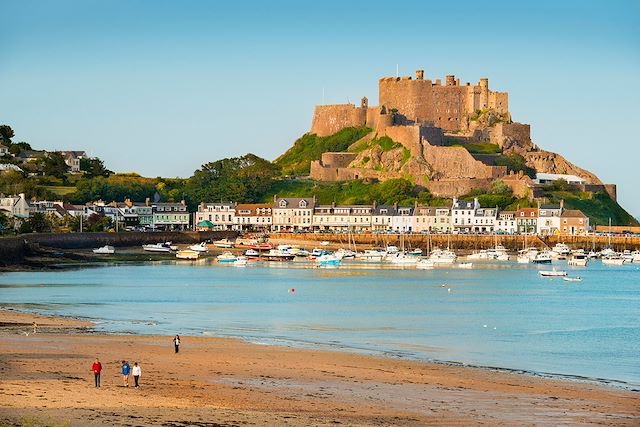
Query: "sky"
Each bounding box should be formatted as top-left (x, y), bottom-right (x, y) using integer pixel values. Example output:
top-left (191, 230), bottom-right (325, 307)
top-left (2, 0), bottom-right (639, 217)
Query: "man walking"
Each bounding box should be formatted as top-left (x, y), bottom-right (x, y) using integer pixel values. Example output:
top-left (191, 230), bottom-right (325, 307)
top-left (132, 362), bottom-right (141, 388)
top-left (91, 358), bottom-right (102, 388)
top-left (121, 360), bottom-right (130, 387)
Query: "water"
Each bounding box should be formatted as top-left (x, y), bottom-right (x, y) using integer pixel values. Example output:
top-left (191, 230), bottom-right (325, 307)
top-left (1, 260), bottom-right (639, 388)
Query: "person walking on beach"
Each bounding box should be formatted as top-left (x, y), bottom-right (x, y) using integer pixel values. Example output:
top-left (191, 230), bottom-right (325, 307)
top-left (91, 358), bottom-right (102, 388)
top-left (173, 335), bottom-right (181, 353)
top-left (132, 362), bottom-right (141, 388)
top-left (121, 360), bottom-right (131, 387)
top-left (32, 322), bottom-right (37, 334)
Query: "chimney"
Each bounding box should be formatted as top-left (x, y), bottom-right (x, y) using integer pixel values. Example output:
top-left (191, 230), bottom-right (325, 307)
top-left (560, 199), bottom-right (564, 210)
top-left (273, 194), bottom-right (277, 203)
top-left (373, 200), bottom-right (377, 209)
top-left (145, 197), bottom-right (150, 207)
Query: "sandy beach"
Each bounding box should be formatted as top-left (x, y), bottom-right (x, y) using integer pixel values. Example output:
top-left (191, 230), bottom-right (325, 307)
top-left (0, 310), bottom-right (638, 426)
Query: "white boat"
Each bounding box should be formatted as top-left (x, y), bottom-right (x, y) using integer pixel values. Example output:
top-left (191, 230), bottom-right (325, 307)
top-left (189, 242), bottom-right (209, 253)
top-left (496, 254), bottom-right (510, 261)
top-left (416, 259), bottom-right (435, 270)
top-left (539, 268), bottom-right (567, 277)
top-left (213, 239), bottom-right (234, 248)
top-left (142, 243), bottom-right (171, 253)
top-left (587, 251), bottom-right (600, 259)
top-left (176, 250), bottom-right (199, 260)
top-left (316, 254), bottom-right (341, 267)
top-left (532, 251), bottom-right (552, 264)
top-left (356, 249), bottom-right (385, 262)
top-left (600, 247), bottom-right (616, 258)
top-left (217, 252), bottom-right (237, 263)
top-left (429, 248), bottom-right (457, 264)
top-left (458, 262), bottom-right (473, 269)
top-left (385, 245), bottom-right (399, 255)
top-left (467, 250), bottom-right (490, 260)
top-left (601, 256), bottom-right (624, 266)
top-left (262, 249), bottom-right (296, 261)
top-left (334, 248), bottom-right (356, 259)
top-left (621, 250), bottom-right (635, 264)
top-left (550, 243), bottom-right (571, 258)
top-left (563, 277), bottom-right (583, 282)
top-left (388, 253), bottom-right (418, 265)
top-left (244, 249), bottom-right (260, 258)
top-left (93, 245), bottom-right (115, 254)
top-left (320, 241), bottom-right (330, 246)
top-left (409, 248), bottom-right (422, 256)
top-left (233, 256), bottom-right (248, 266)
top-left (568, 254), bottom-right (588, 266)
top-left (516, 250), bottom-right (531, 264)
top-left (632, 251), bottom-right (640, 264)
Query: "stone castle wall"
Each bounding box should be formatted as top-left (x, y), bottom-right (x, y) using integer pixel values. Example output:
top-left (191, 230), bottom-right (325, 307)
top-left (423, 144), bottom-right (506, 180)
top-left (310, 104), bottom-right (366, 137)
top-left (426, 179), bottom-right (493, 197)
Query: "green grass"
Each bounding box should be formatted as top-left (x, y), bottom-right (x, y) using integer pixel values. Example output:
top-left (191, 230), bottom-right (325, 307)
top-left (351, 135), bottom-right (402, 153)
top-left (542, 190), bottom-right (638, 226)
top-left (42, 186), bottom-right (76, 196)
top-left (274, 127), bottom-right (372, 176)
top-left (451, 142), bottom-right (501, 155)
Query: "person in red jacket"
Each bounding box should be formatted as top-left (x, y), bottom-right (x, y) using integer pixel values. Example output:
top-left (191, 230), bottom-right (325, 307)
top-left (91, 358), bottom-right (102, 388)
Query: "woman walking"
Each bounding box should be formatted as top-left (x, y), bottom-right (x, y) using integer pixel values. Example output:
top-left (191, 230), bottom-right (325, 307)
top-left (173, 335), bottom-right (181, 353)
top-left (91, 358), bottom-right (102, 388)
top-left (132, 362), bottom-right (141, 388)
top-left (121, 360), bottom-right (130, 387)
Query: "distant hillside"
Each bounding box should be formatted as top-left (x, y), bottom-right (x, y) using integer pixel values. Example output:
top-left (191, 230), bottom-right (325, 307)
top-left (274, 127), bottom-right (371, 176)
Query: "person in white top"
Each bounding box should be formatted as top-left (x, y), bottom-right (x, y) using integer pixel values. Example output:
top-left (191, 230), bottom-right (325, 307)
top-left (132, 362), bottom-right (141, 388)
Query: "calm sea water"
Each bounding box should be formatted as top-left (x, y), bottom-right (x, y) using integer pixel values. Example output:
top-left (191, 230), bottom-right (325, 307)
top-left (1, 259), bottom-right (638, 388)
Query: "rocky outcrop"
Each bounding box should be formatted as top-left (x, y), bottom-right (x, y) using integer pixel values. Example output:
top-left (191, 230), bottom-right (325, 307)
top-left (523, 151), bottom-right (602, 184)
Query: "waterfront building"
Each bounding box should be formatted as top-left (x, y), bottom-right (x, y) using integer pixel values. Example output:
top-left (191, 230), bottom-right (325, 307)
top-left (233, 203), bottom-right (272, 231)
top-left (515, 207), bottom-right (538, 234)
top-left (371, 204), bottom-right (396, 232)
top-left (151, 201), bottom-right (189, 231)
top-left (495, 211), bottom-right (517, 234)
top-left (271, 196), bottom-right (315, 231)
top-left (413, 206), bottom-right (438, 233)
top-left (0, 193), bottom-right (31, 228)
top-left (560, 209), bottom-right (589, 236)
top-left (452, 198), bottom-right (479, 233)
top-left (195, 202), bottom-right (236, 230)
top-left (391, 205), bottom-right (414, 233)
top-left (537, 202), bottom-right (563, 236)
top-left (472, 207), bottom-right (498, 233)
top-left (312, 204), bottom-right (373, 232)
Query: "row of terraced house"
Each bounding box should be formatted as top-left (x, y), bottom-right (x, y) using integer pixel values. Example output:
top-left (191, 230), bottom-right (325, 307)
top-left (194, 196), bottom-right (589, 236)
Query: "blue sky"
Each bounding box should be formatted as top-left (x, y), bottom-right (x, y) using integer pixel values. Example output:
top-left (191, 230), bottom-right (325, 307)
top-left (2, 0), bottom-right (639, 217)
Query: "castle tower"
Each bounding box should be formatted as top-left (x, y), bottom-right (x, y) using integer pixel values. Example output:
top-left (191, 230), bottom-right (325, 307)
top-left (415, 69), bottom-right (424, 80)
top-left (361, 96), bottom-right (368, 109)
top-left (445, 75), bottom-right (455, 86)
top-left (479, 78), bottom-right (489, 109)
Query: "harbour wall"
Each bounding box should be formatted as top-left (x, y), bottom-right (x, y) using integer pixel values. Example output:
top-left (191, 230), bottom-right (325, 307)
top-left (269, 233), bottom-right (640, 252)
top-left (0, 231), bottom-right (239, 266)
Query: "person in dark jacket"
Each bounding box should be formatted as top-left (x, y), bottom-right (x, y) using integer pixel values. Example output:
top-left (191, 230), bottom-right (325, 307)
top-left (121, 360), bottom-right (131, 387)
top-left (173, 335), bottom-right (181, 353)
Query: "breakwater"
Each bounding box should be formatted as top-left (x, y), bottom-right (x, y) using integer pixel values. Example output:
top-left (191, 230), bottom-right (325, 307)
top-left (0, 231), bottom-right (238, 267)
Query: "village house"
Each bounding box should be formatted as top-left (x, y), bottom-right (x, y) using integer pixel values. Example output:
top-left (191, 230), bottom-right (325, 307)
top-left (560, 209), bottom-right (589, 236)
top-left (515, 207), bottom-right (538, 234)
top-left (60, 151), bottom-right (87, 174)
top-left (233, 203), bottom-right (272, 231)
top-left (472, 207), bottom-right (498, 233)
top-left (0, 193), bottom-right (31, 228)
top-left (495, 211), bottom-right (517, 234)
top-left (412, 206), bottom-right (438, 233)
top-left (312, 204), bottom-right (373, 232)
top-left (195, 202), bottom-right (236, 230)
top-left (0, 144), bottom-right (9, 157)
top-left (391, 205), bottom-right (414, 233)
top-left (371, 204), bottom-right (396, 232)
top-left (272, 196), bottom-right (315, 231)
top-left (537, 202), bottom-right (563, 236)
top-left (152, 201), bottom-right (189, 230)
top-left (451, 198), bottom-right (479, 233)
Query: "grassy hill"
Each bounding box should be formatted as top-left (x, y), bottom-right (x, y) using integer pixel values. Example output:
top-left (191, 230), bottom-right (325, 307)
top-left (274, 127), bottom-right (372, 176)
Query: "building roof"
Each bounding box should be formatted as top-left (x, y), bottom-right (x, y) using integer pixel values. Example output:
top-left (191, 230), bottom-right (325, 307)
top-left (235, 203), bottom-right (272, 217)
top-left (516, 208), bottom-right (538, 217)
top-left (372, 205), bottom-right (397, 216)
top-left (539, 204), bottom-right (561, 210)
top-left (453, 199), bottom-right (476, 210)
top-left (273, 197), bottom-right (315, 209)
top-left (561, 209), bottom-right (586, 218)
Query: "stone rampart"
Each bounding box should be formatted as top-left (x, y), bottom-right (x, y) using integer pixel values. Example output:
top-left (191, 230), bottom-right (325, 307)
top-left (423, 145), bottom-right (506, 180)
top-left (310, 105), bottom-right (366, 137)
top-left (426, 178), bottom-right (493, 197)
top-left (490, 122), bottom-right (532, 150)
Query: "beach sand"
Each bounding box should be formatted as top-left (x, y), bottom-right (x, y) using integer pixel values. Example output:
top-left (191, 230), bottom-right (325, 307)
top-left (0, 310), bottom-right (638, 426)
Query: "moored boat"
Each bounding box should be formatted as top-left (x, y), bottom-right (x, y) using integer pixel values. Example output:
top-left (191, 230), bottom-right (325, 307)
top-left (93, 245), bottom-right (115, 255)
top-left (261, 249), bottom-right (295, 261)
top-left (176, 250), bottom-right (199, 260)
top-left (213, 239), bottom-right (234, 248)
top-left (601, 255), bottom-right (624, 266)
top-left (142, 243), bottom-right (171, 253)
top-left (216, 252), bottom-right (237, 263)
top-left (539, 268), bottom-right (567, 277)
top-left (416, 259), bottom-right (435, 270)
top-left (233, 256), bottom-right (248, 266)
top-left (316, 254), bottom-right (341, 267)
top-left (189, 242), bottom-right (209, 253)
top-left (532, 251), bottom-right (552, 264)
top-left (458, 262), bottom-right (473, 269)
top-left (568, 254), bottom-right (588, 266)
top-left (563, 276), bottom-right (582, 282)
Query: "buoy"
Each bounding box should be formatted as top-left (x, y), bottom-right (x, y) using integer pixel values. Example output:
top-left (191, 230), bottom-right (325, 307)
top-left (440, 284), bottom-right (446, 288)
top-left (289, 288), bottom-right (295, 294)
top-left (447, 288), bottom-right (451, 293)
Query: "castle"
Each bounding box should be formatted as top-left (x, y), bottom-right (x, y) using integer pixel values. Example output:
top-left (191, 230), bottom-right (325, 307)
top-left (308, 70), bottom-right (615, 200)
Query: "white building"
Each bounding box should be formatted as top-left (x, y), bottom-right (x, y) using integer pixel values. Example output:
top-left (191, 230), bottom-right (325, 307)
top-left (452, 198), bottom-right (479, 233)
top-left (233, 203), bottom-right (272, 231)
top-left (391, 206), bottom-right (414, 232)
top-left (534, 173), bottom-right (585, 185)
top-left (0, 193), bottom-right (31, 227)
top-left (371, 204), bottom-right (395, 232)
top-left (495, 211), bottom-right (517, 234)
top-left (195, 202), bottom-right (236, 230)
top-left (272, 196), bottom-right (315, 231)
top-left (537, 203), bottom-right (563, 236)
top-left (473, 207), bottom-right (498, 233)
top-left (312, 204), bottom-right (372, 231)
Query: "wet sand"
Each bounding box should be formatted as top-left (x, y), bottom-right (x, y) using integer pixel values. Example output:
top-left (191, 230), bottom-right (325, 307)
top-left (0, 310), bottom-right (638, 426)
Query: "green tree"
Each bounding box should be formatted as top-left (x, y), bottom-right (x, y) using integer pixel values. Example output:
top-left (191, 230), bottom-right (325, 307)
top-left (20, 212), bottom-right (52, 233)
top-left (80, 157), bottom-right (113, 178)
top-left (187, 153), bottom-right (280, 203)
top-left (42, 152), bottom-right (69, 179)
top-left (0, 125), bottom-right (15, 143)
